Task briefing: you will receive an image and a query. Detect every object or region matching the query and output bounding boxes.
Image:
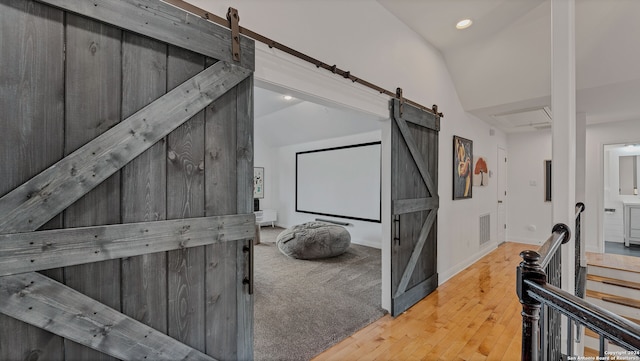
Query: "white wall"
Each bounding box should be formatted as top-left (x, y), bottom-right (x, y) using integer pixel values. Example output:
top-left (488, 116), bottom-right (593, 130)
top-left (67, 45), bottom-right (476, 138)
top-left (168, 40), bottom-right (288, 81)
top-left (274, 131), bottom-right (383, 249)
top-left (438, 109), bottom-right (509, 283)
top-left (506, 131), bottom-right (553, 245)
top-left (254, 135), bottom-right (276, 211)
top-left (506, 119), bottom-right (640, 252)
top-left (186, 0), bottom-right (508, 310)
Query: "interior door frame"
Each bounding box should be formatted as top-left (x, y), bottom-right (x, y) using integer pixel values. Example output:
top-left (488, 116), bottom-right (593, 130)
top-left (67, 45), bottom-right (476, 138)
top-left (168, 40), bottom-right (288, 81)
top-left (497, 146), bottom-right (507, 245)
top-left (253, 65), bottom-right (394, 311)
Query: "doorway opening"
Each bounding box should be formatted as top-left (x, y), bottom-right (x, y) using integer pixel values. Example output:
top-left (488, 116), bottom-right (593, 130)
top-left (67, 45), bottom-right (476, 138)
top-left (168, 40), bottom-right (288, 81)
top-left (602, 143), bottom-right (640, 258)
top-left (252, 84), bottom-right (387, 360)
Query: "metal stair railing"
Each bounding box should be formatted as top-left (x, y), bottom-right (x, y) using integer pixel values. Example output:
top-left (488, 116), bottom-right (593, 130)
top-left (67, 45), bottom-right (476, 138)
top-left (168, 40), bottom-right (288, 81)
top-left (517, 204), bottom-right (640, 360)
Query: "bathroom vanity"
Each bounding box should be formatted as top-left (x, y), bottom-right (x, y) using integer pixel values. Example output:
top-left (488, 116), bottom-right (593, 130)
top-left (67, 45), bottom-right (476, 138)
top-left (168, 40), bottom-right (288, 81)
top-left (622, 201), bottom-right (640, 247)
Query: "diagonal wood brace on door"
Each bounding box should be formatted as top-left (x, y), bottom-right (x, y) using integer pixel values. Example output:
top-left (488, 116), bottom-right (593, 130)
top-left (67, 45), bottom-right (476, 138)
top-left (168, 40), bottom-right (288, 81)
top-left (227, 7), bottom-right (241, 62)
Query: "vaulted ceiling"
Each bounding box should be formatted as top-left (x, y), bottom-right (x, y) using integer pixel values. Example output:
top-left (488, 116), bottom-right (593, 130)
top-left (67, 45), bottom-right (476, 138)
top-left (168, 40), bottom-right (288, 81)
top-left (378, 0), bottom-right (640, 132)
top-left (254, 87), bottom-right (383, 147)
top-left (255, 0), bottom-right (640, 144)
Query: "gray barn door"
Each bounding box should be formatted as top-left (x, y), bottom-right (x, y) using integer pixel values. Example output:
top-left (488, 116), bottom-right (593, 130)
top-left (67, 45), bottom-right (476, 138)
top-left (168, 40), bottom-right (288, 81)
top-left (0, 0), bottom-right (255, 360)
top-left (390, 99), bottom-right (440, 316)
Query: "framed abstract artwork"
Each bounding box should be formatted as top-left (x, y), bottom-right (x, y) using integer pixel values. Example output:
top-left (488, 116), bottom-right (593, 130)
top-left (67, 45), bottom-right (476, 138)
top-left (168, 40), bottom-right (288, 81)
top-left (453, 136), bottom-right (473, 200)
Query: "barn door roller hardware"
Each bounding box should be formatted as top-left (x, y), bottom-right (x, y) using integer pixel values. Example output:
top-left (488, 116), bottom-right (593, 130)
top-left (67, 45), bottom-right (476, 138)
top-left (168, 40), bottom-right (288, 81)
top-left (227, 7), bottom-right (241, 62)
top-left (396, 88), bottom-right (405, 117)
top-left (162, 0), bottom-right (444, 118)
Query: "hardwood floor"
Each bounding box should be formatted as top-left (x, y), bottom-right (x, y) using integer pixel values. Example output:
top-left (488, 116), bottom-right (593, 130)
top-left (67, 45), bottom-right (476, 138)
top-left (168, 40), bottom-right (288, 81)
top-left (586, 251), bottom-right (640, 273)
top-left (312, 242), bottom-right (534, 361)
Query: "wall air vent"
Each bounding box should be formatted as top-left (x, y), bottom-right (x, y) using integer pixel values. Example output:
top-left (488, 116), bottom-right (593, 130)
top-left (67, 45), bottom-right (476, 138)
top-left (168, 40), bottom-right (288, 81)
top-left (479, 213), bottom-right (490, 245)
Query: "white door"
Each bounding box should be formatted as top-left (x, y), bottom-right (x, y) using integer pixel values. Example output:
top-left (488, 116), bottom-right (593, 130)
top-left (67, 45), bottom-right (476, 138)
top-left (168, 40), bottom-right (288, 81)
top-left (497, 147), bottom-right (507, 244)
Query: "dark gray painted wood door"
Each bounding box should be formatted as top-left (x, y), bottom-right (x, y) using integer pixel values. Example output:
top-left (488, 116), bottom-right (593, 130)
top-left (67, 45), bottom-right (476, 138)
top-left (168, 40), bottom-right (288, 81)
top-left (0, 0), bottom-right (254, 359)
top-left (390, 99), bottom-right (440, 316)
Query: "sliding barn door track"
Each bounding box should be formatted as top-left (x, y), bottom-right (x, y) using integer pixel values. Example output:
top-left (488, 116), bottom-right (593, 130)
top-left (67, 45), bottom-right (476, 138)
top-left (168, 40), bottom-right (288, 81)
top-left (163, 0), bottom-right (443, 118)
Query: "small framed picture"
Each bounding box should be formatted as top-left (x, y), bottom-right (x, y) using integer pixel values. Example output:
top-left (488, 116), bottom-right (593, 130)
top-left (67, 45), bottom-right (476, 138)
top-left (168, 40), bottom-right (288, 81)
top-left (254, 167), bottom-right (264, 199)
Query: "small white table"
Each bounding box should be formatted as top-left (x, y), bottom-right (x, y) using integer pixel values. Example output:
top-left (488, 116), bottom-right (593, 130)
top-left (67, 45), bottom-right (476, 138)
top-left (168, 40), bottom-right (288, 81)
top-left (255, 209), bottom-right (277, 227)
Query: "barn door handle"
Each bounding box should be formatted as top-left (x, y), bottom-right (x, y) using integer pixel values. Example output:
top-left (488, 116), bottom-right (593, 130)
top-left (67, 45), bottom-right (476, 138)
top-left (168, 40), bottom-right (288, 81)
top-left (393, 215), bottom-right (401, 246)
top-left (242, 242), bottom-right (254, 295)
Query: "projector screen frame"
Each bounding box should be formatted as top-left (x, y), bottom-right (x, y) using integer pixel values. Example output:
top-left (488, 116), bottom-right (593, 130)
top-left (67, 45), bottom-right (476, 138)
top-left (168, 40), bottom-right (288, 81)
top-left (295, 141), bottom-right (382, 223)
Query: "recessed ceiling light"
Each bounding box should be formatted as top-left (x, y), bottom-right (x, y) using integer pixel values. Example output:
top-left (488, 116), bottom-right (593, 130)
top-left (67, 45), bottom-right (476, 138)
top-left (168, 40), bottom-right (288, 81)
top-left (456, 19), bottom-right (473, 30)
top-left (283, 95), bottom-right (293, 100)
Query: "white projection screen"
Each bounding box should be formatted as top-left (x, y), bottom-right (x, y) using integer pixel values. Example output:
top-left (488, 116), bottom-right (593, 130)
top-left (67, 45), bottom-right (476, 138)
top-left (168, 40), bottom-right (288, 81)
top-left (296, 142), bottom-right (381, 222)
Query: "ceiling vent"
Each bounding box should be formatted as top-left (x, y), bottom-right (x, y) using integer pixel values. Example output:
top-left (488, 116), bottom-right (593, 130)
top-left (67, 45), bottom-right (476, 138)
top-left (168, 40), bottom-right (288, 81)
top-left (491, 106), bottom-right (552, 131)
top-left (533, 122), bottom-right (552, 130)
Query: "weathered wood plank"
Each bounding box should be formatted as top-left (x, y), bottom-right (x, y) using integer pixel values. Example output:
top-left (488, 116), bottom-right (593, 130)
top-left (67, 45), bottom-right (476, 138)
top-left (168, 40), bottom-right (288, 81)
top-left (205, 86), bottom-right (239, 359)
top-left (392, 102), bottom-right (424, 298)
top-left (401, 102), bottom-right (439, 131)
top-left (0, 60), bottom-right (251, 235)
top-left (235, 76), bottom-right (255, 361)
top-left (0, 1), bottom-right (65, 198)
top-left (391, 104), bottom-right (401, 204)
top-left (166, 48), bottom-right (207, 221)
top-left (405, 121), bottom-right (438, 291)
top-left (0, 1), bottom-right (66, 358)
top-left (120, 32), bottom-right (169, 335)
top-left (236, 76), bottom-right (254, 216)
top-left (0, 272), bottom-right (218, 361)
top-left (63, 13), bottom-right (123, 360)
top-left (394, 209), bottom-right (437, 297)
top-left (166, 45), bottom-right (207, 353)
top-left (206, 82), bottom-right (238, 215)
top-left (236, 239), bottom-right (253, 359)
top-left (394, 104), bottom-right (437, 197)
top-left (35, 0), bottom-right (255, 70)
top-left (205, 241), bottom-right (237, 360)
top-left (393, 197), bottom-right (439, 216)
top-left (392, 273), bottom-right (438, 317)
top-left (0, 215), bottom-right (254, 277)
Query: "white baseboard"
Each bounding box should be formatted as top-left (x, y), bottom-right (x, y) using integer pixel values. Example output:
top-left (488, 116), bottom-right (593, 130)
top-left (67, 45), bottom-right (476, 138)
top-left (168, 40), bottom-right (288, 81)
top-left (509, 237), bottom-right (544, 246)
top-left (351, 238), bottom-right (381, 249)
top-left (586, 245), bottom-right (602, 253)
top-left (438, 242), bottom-right (498, 285)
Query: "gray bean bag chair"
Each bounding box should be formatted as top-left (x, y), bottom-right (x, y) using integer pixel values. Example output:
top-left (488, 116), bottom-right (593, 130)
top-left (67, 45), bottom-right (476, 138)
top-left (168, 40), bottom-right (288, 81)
top-left (277, 221), bottom-right (351, 259)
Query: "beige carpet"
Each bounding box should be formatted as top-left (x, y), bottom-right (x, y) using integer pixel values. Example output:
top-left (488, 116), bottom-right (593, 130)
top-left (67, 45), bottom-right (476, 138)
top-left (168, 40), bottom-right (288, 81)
top-left (254, 226), bottom-right (385, 361)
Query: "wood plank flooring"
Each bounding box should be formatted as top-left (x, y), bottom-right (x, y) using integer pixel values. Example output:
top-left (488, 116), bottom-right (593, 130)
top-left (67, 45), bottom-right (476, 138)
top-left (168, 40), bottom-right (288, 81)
top-left (586, 251), bottom-right (640, 273)
top-left (312, 242), bottom-right (534, 361)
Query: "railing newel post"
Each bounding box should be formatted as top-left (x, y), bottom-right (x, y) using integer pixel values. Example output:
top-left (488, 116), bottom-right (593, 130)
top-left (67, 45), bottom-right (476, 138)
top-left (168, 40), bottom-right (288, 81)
top-left (517, 250), bottom-right (547, 361)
